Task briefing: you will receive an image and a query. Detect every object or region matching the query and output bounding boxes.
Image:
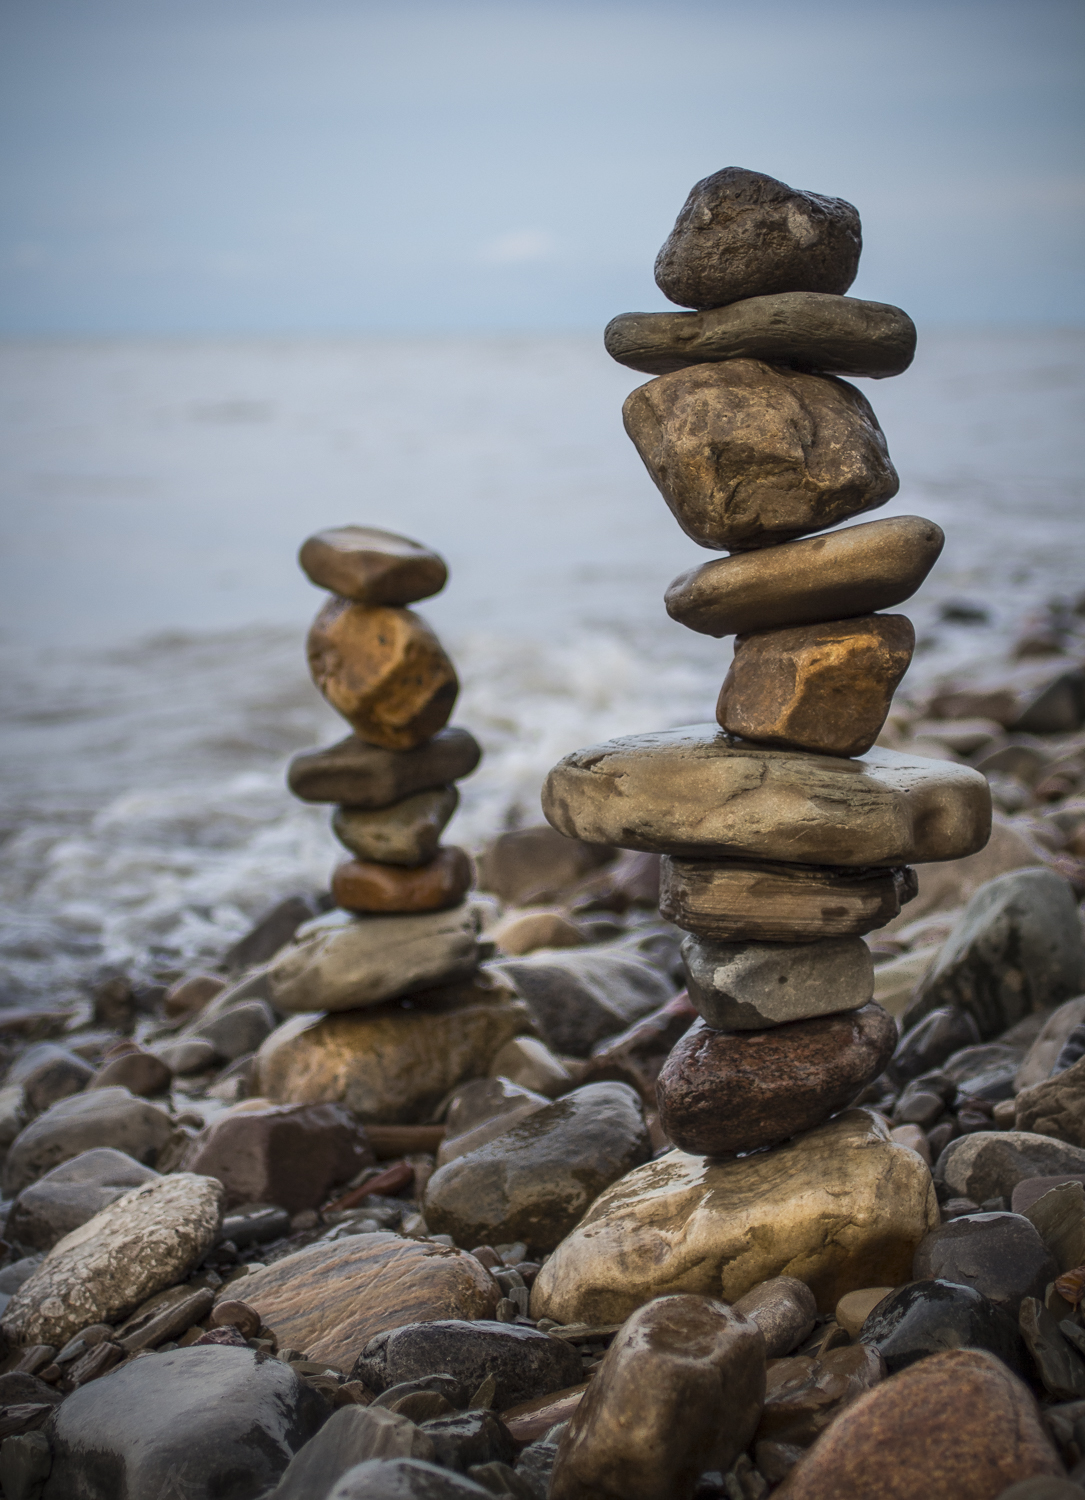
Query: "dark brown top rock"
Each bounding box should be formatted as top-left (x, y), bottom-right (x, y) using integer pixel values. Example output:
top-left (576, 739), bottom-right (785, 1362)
top-left (288, 727), bottom-right (482, 807)
top-left (299, 525), bottom-right (447, 605)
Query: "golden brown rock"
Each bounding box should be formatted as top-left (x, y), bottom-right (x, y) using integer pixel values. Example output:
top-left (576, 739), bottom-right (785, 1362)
top-left (299, 525), bottom-right (447, 605)
top-left (622, 361), bottom-right (898, 551)
top-left (331, 847), bottom-right (472, 914)
top-left (716, 614), bottom-right (915, 757)
top-left (666, 515), bottom-right (943, 638)
top-left (306, 599), bottom-right (458, 750)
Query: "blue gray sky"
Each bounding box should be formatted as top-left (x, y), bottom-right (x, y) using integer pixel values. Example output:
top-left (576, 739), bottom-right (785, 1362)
top-left (1, 0), bottom-right (1082, 333)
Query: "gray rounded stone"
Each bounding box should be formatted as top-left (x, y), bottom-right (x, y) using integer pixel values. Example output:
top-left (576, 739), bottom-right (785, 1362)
top-left (681, 934), bottom-right (873, 1030)
top-left (2, 1088), bottom-right (176, 1196)
top-left (5, 1146), bottom-right (159, 1252)
top-left (486, 950), bottom-right (674, 1057)
top-left (912, 1211), bottom-right (1057, 1316)
top-left (934, 1131), bottom-right (1085, 1206)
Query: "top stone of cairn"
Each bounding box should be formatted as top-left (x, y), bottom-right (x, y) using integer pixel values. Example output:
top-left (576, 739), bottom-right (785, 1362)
top-left (654, 166), bottom-right (862, 311)
top-left (299, 525), bottom-right (448, 605)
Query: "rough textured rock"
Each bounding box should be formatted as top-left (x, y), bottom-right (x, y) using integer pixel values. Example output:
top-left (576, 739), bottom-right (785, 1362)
top-left (328, 1459), bottom-right (493, 1499)
top-left (881, 816), bottom-right (1044, 931)
top-left (424, 1082), bottom-right (651, 1255)
top-left (605, 293), bottom-right (915, 379)
top-left (935, 1130), bottom-right (1085, 1206)
top-left (5, 1147), bottom-right (159, 1252)
top-left (1016, 1054), bottom-right (1085, 1147)
top-left (272, 1406), bottom-right (438, 1499)
top-left (1019, 1297), bottom-right (1085, 1400)
top-left (543, 726), bottom-right (991, 867)
top-left (717, 614), bottom-right (915, 758)
top-left (289, 727), bottom-right (481, 807)
top-left (333, 788), bottom-right (459, 867)
top-left (733, 1278), bottom-right (818, 1359)
top-left (681, 934), bottom-right (873, 1029)
top-left (531, 1110), bottom-right (937, 1324)
top-left (240, 1233), bottom-right (500, 1369)
top-left (255, 977), bottom-right (533, 1122)
top-left (912, 1212), bottom-right (1056, 1316)
top-left (42, 1344), bottom-right (326, 1500)
top-left (550, 1296), bottom-right (765, 1500)
top-left (487, 949), bottom-right (674, 1057)
top-left (1017, 997), bottom-right (1085, 1090)
top-left (2, 1087), bottom-right (177, 1196)
top-left (266, 907), bottom-right (481, 1013)
top-left (2, 1172), bottom-right (223, 1348)
top-left (623, 361), bottom-right (898, 551)
top-left (775, 1348), bottom-right (1060, 1499)
top-left (653, 167), bottom-right (862, 311)
top-left (656, 1004), bottom-right (896, 1156)
top-left (299, 525), bottom-right (448, 606)
top-left (665, 514), bottom-right (942, 639)
top-left (834, 1288), bottom-right (894, 1339)
top-left (332, 848), bottom-right (473, 914)
top-left (857, 1279), bottom-right (1030, 1377)
top-left (474, 825), bottom-right (616, 907)
top-left (1021, 1181), bottom-right (1085, 1272)
top-left (755, 1344), bottom-right (884, 1456)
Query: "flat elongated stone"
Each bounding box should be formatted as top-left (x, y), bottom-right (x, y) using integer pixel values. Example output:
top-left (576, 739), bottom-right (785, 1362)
top-left (332, 849), bottom-right (473, 915)
top-left (665, 516), bottom-right (943, 639)
top-left (681, 935), bottom-right (873, 1029)
top-left (333, 788), bottom-right (459, 866)
top-left (623, 362), bottom-right (898, 551)
top-left (605, 293), bottom-right (915, 378)
top-left (308, 600), bottom-right (459, 750)
top-left (716, 615), bottom-right (915, 757)
top-left (542, 726), bottom-right (992, 867)
top-left (289, 730), bottom-right (481, 807)
top-left (299, 526), bottom-right (448, 605)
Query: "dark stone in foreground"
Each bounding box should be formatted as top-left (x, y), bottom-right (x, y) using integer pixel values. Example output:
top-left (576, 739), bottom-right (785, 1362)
top-left (329, 1460), bottom-right (493, 1500)
top-left (912, 1212), bottom-right (1056, 1317)
top-left (857, 1278), bottom-right (1030, 1379)
top-left (288, 729), bottom-right (482, 808)
top-left (488, 950), bottom-right (674, 1057)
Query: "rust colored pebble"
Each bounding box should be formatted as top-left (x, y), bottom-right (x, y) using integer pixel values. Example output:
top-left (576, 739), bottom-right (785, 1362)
top-left (209, 1300), bottom-right (262, 1339)
top-left (332, 846), bottom-right (473, 914)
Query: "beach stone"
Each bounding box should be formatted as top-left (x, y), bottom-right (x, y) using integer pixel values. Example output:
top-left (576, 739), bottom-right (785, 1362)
top-left (289, 727), bottom-right (481, 807)
top-left (271, 1406), bottom-right (438, 1500)
top-left (755, 1344), bottom-right (884, 1455)
top-left (733, 1278), bottom-right (817, 1359)
top-left (577, 992), bottom-right (699, 1105)
top-left (2, 1087), bottom-right (176, 1196)
top-left (190, 999), bottom-right (275, 1061)
top-left (300, 525), bottom-right (447, 606)
top-left (437, 1078), bottom-right (550, 1167)
top-left (858, 1279), bottom-right (1030, 1377)
top-left (2, 1172), bottom-right (223, 1348)
top-left (114, 1282), bottom-right (216, 1352)
top-left (328, 1459), bottom-right (493, 1500)
top-left (256, 976), bottom-right (533, 1122)
top-left (717, 614), bottom-right (914, 758)
top-left (543, 726), bottom-right (991, 867)
top-left (6, 1045), bottom-right (94, 1114)
top-left (531, 1110), bottom-right (937, 1325)
top-left (421, 1411), bottom-right (515, 1472)
top-left (86, 1047), bottom-right (172, 1096)
top-left (475, 825), bottom-right (616, 907)
top-left (241, 1233), bottom-right (500, 1369)
top-left (333, 787), bottom-right (459, 867)
top-left (653, 167), bottom-right (861, 311)
top-left (623, 361), bottom-right (898, 551)
top-left (550, 1295), bottom-right (765, 1500)
top-left (424, 1082), bottom-right (651, 1256)
top-left (1019, 1297), bottom-right (1085, 1400)
top-left (353, 1320), bottom-right (583, 1412)
top-left (487, 949), bottom-right (674, 1057)
top-left (1029, 1000), bottom-right (1085, 1087)
top-left (181, 1100), bottom-right (373, 1212)
top-left (935, 1130), bottom-right (1085, 1205)
top-left (656, 1003), bottom-right (896, 1157)
top-left (307, 599), bottom-right (458, 750)
top-left (42, 1344), bottom-right (326, 1500)
top-left (665, 513), bottom-right (942, 639)
top-left (332, 848), bottom-right (473, 915)
top-left (266, 906), bottom-right (481, 1014)
top-left (681, 934), bottom-right (873, 1030)
top-left (881, 816), bottom-right (1044, 931)
top-left (773, 1347), bottom-right (1060, 1499)
top-left (153, 1036), bottom-right (216, 1075)
top-left (486, 1036), bottom-right (573, 1098)
top-left (605, 292), bottom-right (915, 378)
top-left (889, 1007), bottom-right (982, 1086)
top-left (5, 1147), bottom-right (159, 1252)
top-left (163, 970), bottom-right (227, 1019)
top-left (1021, 1182), bottom-right (1085, 1271)
top-left (1016, 1054), bottom-right (1085, 1148)
top-left (912, 1212), bottom-right (1056, 1316)
top-left (490, 909), bottom-right (588, 957)
top-left (834, 1287), bottom-right (894, 1338)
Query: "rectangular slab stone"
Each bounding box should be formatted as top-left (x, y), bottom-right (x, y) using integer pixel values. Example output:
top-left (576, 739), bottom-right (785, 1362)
top-left (680, 934), bottom-right (874, 1029)
top-left (542, 724), bottom-right (991, 867)
top-left (288, 728), bottom-right (481, 807)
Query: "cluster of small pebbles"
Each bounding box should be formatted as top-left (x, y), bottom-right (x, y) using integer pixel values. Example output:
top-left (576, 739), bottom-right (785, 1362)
top-left (2, 169), bottom-right (1085, 1500)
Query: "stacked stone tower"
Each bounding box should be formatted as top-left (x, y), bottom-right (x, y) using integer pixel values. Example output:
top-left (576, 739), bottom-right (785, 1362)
top-left (543, 167), bottom-right (993, 1158)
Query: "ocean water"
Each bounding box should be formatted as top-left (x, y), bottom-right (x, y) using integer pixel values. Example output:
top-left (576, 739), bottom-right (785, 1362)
top-left (1, 329), bottom-right (1083, 1007)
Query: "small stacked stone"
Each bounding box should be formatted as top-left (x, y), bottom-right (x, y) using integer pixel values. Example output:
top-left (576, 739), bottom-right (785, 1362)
top-left (544, 167), bottom-right (993, 1158)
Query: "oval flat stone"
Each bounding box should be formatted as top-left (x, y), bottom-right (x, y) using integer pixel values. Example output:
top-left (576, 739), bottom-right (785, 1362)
top-left (542, 725), bottom-right (992, 867)
top-left (289, 730), bottom-right (481, 808)
top-left (856, 1278), bottom-right (1030, 1378)
top-left (656, 1003), bottom-right (896, 1157)
top-left (332, 848), bottom-right (473, 915)
top-left (681, 935), bottom-right (874, 1030)
top-left (299, 526), bottom-right (448, 605)
top-left (333, 787), bottom-right (459, 867)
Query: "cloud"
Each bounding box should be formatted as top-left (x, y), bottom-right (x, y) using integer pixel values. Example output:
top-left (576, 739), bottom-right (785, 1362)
top-left (477, 230), bottom-right (559, 266)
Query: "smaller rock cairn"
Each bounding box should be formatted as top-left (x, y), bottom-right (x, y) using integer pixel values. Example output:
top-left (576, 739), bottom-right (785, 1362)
top-left (544, 167), bottom-right (994, 1161)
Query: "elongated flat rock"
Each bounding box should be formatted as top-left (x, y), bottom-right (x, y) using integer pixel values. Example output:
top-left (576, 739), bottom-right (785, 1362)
top-left (605, 293), bottom-right (915, 378)
top-left (666, 516), bottom-right (943, 639)
top-left (299, 526), bottom-right (448, 605)
top-left (542, 725), bottom-right (991, 867)
top-left (288, 728), bottom-right (481, 807)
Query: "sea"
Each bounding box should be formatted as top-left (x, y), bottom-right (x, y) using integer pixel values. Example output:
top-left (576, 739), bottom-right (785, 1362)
top-left (1, 328), bottom-right (1083, 1010)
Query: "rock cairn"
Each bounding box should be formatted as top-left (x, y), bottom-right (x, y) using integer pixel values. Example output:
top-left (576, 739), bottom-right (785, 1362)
top-left (543, 166), bottom-right (994, 1161)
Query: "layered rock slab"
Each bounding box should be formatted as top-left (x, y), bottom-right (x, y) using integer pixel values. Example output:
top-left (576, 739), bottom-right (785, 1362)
top-left (299, 525), bottom-right (448, 605)
top-left (681, 934), bottom-right (874, 1028)
top-left (289, 728), bottom-right (480, 807)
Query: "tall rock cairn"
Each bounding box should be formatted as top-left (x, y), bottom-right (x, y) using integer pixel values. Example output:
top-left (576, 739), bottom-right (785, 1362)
top-left (544, 167), bottom-right (993, 1158)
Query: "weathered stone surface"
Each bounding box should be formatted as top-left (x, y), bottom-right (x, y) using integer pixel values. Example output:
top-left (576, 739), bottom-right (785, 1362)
top-left (333, 787), bottom-right (459, 867)
top-left (256, 977), bottom-right (533, 1122)
top-left (623, 362), bottom-right (898, 552)
top-left (266, 907), bottom-right (481, 1014)
top-left (2, 1172), bottom-right (223, 1348)
top-left (1018, 998), bottom-right (1085, 1090)
top-left (437, 1078), bottom-right (550, 1167)
top-left (935, 1131), bottom-right (1085, 1206)
top-left (42, 1345), bottom-right (326, 1500)
top-left (222, 896), bottom-right (324, 974)
top-left (487, 949), bottom-right (674, 1057)
top-left (543, 727), bottom-right (991, 867)
top-left (1022, 1182), bottom-right (1085, 1272)
top-left (424, 1083), bottom-right (651, 1255)
top-left (332, 848), bottom-right (473, 915)
top-left (656, 1004), bottom-right (895, 1156)
top-left (665, 514), bottom-right (942, 639)
top-left (307, 599), bottom-right (459, 750)
top-left (5, 1147), bottom-right (159, 1252)
top-left (531, 1111), bottom-right (937, 1324)
top-left (681, 934), bottom-right (873, 1029)
top-left (733, 1278), bottom-right (817, 1359)
top-left (2, 1087), bottom-right (177, 1196)
top-left (272, 1406), bottom-right (438, 1500)
top-left (154, 1036), bottom-right (216, 1075)
top-left (889, 1006), bottom-right (983, 1087)
top-left (421, 1410), bottom-right (514, 1472)
top-left (912, 1212), bottom-right (1056, 1317)
top-left (475, 825), bottom-right (616, 907)
top-left (87, 1047), bottom-right (173, 1097)
top-left (1017, 1054), bottom-right (1085, 1147)
top-left (289, 728), bottom-right (481, 807)
top-left (906, 868), bottom-right (1085, 1038)
top-left (774, 1348), bottom-right (1060, 1499)
top-left (551, 1296), bottom-right (765, 1500)
top-left (717, 614), bottom-right (914, 758)
top-left (7, 1044), bottom-right (94, 1113)
top-left (653, 167), bottom-right (862, 311)
top-left (1019, 1297), bottom-right (1085, 1400)
top-left (300, 525), bottom-right (448, 606)
top-left (756, 1344), bottom-right (884, 1455)
top-left (328, 1459), bottom-right (493, 1499)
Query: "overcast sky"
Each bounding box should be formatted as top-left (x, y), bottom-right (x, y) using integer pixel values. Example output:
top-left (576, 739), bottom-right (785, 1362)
top-left (1, 0), bottom-right (1082, 333)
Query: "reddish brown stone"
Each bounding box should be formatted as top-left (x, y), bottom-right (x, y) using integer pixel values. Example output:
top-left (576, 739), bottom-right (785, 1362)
top-left (331, 847), bottom-right (473, 914)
